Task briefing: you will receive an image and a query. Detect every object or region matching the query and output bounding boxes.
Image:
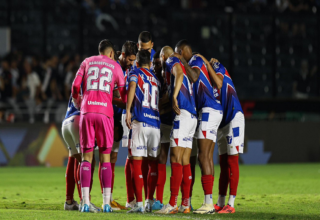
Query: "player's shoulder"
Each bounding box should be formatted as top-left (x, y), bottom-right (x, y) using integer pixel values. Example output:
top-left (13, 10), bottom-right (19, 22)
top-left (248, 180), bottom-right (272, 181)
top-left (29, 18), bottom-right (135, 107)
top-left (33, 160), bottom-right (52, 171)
top-left (189, 55), bottom-right (203, 67)
top-left (213, 61), bottom-right (227, 77)
top-left (166, 57), bottom-right (179, 70)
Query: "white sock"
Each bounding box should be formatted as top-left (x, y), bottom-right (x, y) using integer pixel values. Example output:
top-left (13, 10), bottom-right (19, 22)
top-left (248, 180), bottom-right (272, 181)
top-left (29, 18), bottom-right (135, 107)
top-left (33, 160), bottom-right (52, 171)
top-left (204, 194), bottom-right (213, 205)
top-left (217, 195), bottom-right (226, 207)
top-left (228, 195), bottom-right (236, 207)
top-left (110, 193), bottom-right (113, 202)
top-left (137, 201), bottom-right (143, 207)
top-left (81, 187), bottom-right (90, 205)
top-left (103, 188), bottom-right (111, 206)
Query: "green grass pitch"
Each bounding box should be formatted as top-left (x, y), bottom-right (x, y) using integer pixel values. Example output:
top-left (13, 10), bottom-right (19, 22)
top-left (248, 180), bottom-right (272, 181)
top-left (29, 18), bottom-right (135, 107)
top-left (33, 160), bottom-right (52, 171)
top-left (0, 164), bottom-right (319, 220)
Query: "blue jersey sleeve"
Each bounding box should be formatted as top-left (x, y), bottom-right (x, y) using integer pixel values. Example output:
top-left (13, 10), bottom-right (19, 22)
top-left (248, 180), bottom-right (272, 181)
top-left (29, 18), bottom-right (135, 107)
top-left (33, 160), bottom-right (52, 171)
top-left (165, 57), bottom-right (180, 74)
top-left (129, 69), bottom-right (138, 83)
top-left (189, 56), bottom-right (204, 70)
top-left (212, 61), bottom-right (226, 76)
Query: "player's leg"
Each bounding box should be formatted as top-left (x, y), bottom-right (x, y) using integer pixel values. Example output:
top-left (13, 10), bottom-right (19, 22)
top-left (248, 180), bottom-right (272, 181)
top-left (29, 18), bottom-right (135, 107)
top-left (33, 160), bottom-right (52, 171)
top-left (127, 121), bottom-right (146, 213)
top-left (156, 110), bottom-right (194, 214)
top-left (178, 112), bottom-right (197, 214)
top-left (154, 142), bottom-right (169, 208)
top-left (79, 113), bottom-right (97, 213)
top-left (153, 123), bottom-right (170, 210)
top-left (215, 128), bottom-right (228, 212)
top-left (122, 113), bottom-right (135, 208)
top-left (179, 147), bottom-right (192, 214)
top-left (189, 138), bottom-right (198, 210)
top-left (194, 108), bottom-right (222, 214)
top-left (62, 116), bottom-right (81, 210)
top-left (144, 126), bottom-right (160, 212)
top-left (96, 114), bottom-right (115, 213)
top-left (142, 157), bottom-right (149, 200)
top-left (219, 112), bottom-right (244, 214)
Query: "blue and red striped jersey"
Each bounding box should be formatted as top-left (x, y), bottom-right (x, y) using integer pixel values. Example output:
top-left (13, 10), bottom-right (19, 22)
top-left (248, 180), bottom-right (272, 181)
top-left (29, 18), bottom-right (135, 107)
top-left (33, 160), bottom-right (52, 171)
top-left (212, 61), bottom-right (243, 128)
top-left (128, 67), bottom-right (161, 128)
top-left (189, 55), bottom-right (222, 112)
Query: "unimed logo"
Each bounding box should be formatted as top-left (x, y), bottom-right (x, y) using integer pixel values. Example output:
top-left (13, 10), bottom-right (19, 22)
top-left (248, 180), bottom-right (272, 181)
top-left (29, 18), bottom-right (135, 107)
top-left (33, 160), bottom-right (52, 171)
top-left (88, 101), bottom-right (107, 107)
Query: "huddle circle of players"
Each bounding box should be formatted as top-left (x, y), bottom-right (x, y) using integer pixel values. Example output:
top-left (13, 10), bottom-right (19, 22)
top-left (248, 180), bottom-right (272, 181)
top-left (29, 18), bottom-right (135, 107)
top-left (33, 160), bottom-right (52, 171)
top-left (61, 31), bottom-right (245, 214)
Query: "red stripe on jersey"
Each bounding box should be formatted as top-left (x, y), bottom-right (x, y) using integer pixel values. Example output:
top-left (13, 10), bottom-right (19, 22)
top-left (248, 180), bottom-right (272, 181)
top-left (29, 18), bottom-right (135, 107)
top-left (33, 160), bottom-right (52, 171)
top-left (180, 62), bottom-right (187, 76)
top-left (138, 74), bottom-right (144, 90)
top-left (201, 64), bottom-right (212, 86)
top-left (140, 68), bottom-right (157, 86)
top-left (225, 69), bottom-right (232, 79)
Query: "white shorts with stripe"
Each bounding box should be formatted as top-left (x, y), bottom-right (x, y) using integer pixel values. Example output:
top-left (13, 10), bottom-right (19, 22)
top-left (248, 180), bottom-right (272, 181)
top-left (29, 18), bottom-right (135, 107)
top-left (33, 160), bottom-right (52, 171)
top-left (62, 115), bottom-right (80, 156)
top-left (170, 110), bottom-right (197, 149)
top-left (195, 107), bottom-right (223, 142)
top-left (128, 120), bottom-right (161, 158)
top-left (217, 112), bottom-right (245, 155)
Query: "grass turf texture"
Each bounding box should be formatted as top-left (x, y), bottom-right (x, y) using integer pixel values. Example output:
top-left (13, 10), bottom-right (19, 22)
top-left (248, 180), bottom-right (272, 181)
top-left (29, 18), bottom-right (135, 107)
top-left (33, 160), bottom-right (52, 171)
top-left (0, 164), bottom-right (319, 220)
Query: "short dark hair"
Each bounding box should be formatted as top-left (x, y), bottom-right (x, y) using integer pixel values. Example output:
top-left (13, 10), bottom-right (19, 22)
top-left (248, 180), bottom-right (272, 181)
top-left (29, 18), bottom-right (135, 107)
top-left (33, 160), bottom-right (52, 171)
top-left (138, 31), bottom-right (152, 43)
top-left (153, 50), bottom-right (160, 60)
top-left (192, 52), bottom-right (199, 55)
top-left (175, 39), bottom-right (190, 50)
top-left (121, 41), bottom-right (138, 56)
top-left (98, 39), bottom-right (115, 54)
top-left (137, 50), bottom-right (150, 66)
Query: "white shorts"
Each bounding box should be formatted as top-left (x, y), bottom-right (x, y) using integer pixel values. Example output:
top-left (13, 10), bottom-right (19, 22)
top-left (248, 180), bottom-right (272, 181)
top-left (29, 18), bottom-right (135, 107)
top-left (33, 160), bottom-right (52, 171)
top-left (195, 107), bottom-right (223, 142)
top-left (170, 110), bottom-right (197, 149)
top-left (121, 113), bottom-right (130, 148)
top-left (191, 137), bottom-right (198, 156)
top-left (217, 112), bottom-right (245, 155)
top-left (62, 115), bottom-right (80, 156)
top-left (111, 141), bottom-right (120, 153)
top-left (128, 120), bottom-right (160, 158)
top-left (160, 123), bottom-right (171, 144)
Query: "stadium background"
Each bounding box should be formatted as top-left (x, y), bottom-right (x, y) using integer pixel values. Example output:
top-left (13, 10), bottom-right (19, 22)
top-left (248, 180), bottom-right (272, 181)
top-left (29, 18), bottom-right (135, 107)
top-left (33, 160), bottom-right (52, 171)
top-left (0, 0), bottom-right (320, 166)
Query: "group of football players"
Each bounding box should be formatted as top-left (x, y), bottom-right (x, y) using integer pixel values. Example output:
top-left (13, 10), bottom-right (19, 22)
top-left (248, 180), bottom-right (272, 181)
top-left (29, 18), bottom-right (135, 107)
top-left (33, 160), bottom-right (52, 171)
top-left (61, 30), bottom-right (245, 215)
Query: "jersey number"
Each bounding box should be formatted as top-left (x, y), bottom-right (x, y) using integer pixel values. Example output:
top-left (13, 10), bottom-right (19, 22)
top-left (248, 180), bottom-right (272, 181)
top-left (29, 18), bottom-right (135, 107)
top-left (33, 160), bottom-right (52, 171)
top-left (87, 67), bottom-right (113, 93)
top-left (142, 83), bottom-right (159, 110)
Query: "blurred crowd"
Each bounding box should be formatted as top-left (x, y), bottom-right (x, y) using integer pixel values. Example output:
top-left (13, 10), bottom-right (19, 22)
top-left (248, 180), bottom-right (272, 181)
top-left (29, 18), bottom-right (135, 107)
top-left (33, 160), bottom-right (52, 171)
top-left (0, 51), bottom-right (83, 123)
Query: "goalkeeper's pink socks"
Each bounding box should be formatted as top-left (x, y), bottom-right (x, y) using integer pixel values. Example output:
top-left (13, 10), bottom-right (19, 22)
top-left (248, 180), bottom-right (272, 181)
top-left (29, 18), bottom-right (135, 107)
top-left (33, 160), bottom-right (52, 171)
top-left (80, 161), bottom-right (91, 205)
top-left (100, 162), bottom-right (112, 205)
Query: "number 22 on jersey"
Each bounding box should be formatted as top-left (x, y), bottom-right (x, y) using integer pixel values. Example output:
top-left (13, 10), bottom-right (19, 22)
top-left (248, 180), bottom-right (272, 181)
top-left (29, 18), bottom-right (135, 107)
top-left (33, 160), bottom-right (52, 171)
top-left (87, 66), bottom-right (113, 93)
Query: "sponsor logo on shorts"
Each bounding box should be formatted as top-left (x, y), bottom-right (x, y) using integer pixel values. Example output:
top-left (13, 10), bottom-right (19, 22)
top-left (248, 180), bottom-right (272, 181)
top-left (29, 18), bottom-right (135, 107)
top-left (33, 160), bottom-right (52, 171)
top-left (143, 123), bottom-right (158, 129)
top-left (210, 130), bottom-right (217, 135)
top-left (122, 135), bottom-right (128, 139)
top-left (226, 136), bottom-right (232, 144)
top-left (88, 101), bottom-right (107, 107)
top-left (137, 145), bottom-right (147, 150)
top-left (152, 146), bottom-right (159, 151)
top-left (183, 137), bottom-right (193, 142)
top-left (101, 167), bottom-right (107, 170)
top-left (139, 175), bottom-right (143, 178)
top-left (191, 114), bottom-right (196, 119)
top-left (144, 113), bottom-right (159, 121)
top-left (82, 167), bottom-right (90, 171)
top-left (241, 143), bottom-right (244, 147)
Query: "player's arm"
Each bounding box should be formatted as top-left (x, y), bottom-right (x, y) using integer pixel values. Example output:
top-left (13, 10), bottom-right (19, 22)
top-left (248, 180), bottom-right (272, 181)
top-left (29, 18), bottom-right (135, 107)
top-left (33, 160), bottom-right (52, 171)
top-left (196, 55), bottom-right (223, 89)
top-left (125, 81), bottom-right (137, 129)
top-left (71, 61), bottom-right (85, 109)
top-left (172, 64), bottom-right (184, 115)
top-left (171, 53), bottom-right (200, 83)
top-left (112, 89), bottom-right (126, 109)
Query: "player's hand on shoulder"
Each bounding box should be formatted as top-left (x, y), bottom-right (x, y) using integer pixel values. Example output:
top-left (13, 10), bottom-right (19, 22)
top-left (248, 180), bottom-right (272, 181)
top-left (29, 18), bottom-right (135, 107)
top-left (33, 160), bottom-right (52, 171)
top-left (170, 52), bottom-right (181, 60)
top-left (126, 111), bottom-right (132, 129)
top-left (210, 58), bottom-right (219, 65)
top-left (196, 54), bottom-right (208, 64)
top-left (172, 97), bottom-right (180, 115)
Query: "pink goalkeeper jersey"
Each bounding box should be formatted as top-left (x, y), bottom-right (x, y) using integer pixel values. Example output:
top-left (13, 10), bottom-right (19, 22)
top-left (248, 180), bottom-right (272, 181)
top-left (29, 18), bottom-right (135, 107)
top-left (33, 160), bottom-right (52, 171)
top-left (75, 55), bottom-right (125, 118)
